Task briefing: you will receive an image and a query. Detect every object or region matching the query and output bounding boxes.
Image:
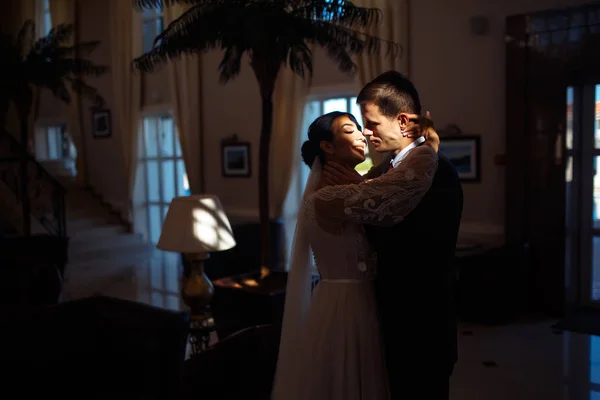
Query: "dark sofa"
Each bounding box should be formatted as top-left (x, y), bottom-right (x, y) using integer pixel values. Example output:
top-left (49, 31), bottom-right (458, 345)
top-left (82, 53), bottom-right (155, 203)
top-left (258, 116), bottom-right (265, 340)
top-left (0, 295), bottom-right (189, 398)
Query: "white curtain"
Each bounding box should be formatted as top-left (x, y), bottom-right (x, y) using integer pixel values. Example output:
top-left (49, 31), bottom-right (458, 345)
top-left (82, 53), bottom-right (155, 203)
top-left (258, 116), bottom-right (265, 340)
top-left (164, 5), bottom-right (203, 194)
top-left (355, 0), bottom-right (409, 165)
top-left (109, 0), bottom-right (142, 221)
top-left (269, 68), bottom-right (311, 220)
top-left (269, 62), bottom-right (312, 271)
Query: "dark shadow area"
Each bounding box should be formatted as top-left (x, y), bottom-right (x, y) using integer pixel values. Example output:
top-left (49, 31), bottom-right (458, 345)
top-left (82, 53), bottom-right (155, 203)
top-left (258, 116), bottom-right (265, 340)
top-left (182, 324), bottom-right (280, 400)
top-left (553, 307), bottom-right (600, 336)
top-left (0, 295), bottom-right (189, 398)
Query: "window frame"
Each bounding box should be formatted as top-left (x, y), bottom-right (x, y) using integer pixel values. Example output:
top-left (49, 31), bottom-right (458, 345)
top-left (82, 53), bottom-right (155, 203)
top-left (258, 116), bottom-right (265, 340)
top-left (138, 111), bottom-right (189, 244)
top-left (142, 6), bottom-right (164, 53)
top-left (134, 111), bottom-right (188, 310)
top-left (36, 0), bottom-right (52, 39)
top-left (34, 123), bottom-right (70, 160)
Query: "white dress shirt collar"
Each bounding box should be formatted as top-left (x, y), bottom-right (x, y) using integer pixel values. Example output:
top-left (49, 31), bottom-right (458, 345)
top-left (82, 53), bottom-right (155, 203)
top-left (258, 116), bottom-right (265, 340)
top-left (390, 136), bottom-right (426, 168)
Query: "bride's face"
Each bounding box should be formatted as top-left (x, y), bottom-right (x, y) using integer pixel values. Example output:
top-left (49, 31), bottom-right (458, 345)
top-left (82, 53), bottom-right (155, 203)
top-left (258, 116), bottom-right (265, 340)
top-left (323, 116), bottom-right (367, 167)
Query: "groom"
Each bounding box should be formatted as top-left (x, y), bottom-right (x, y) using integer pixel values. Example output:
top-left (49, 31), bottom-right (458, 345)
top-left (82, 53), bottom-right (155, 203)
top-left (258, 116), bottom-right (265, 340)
top-left (324, 71), bottom-right (463, 399)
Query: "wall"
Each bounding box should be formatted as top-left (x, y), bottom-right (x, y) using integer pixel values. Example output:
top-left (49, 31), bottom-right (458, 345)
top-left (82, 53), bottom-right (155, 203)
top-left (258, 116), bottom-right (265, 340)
top-left (201, 0), bottom-right (592, 234)
top-left (409, 0), bottom-right (592, 237)
top-left (35, 0), bottom-right (594, 233)
top-left (38, 0), bottom-right (128, 213)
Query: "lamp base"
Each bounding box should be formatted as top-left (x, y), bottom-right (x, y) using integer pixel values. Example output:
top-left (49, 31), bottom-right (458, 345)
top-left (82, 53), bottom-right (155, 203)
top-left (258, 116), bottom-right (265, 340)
top-left (181, 253), bottom-right (214, 322)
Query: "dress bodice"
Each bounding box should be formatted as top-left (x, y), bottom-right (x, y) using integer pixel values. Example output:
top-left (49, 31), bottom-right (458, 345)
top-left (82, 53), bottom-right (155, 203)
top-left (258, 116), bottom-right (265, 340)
top-left (304, 195), bottom-right (377, 281)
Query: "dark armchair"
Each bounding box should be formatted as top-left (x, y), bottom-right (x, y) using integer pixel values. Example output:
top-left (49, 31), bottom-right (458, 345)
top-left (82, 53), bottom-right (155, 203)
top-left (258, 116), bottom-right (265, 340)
top-left (182, 324), bottom-right (281, 399)
top-left (0, 295), bottom-right (189, 398)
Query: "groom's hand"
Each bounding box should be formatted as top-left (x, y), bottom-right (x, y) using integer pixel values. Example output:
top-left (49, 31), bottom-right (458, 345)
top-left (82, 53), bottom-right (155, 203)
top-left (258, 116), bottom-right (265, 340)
top-left (323, 162), bottom-right (365, 185)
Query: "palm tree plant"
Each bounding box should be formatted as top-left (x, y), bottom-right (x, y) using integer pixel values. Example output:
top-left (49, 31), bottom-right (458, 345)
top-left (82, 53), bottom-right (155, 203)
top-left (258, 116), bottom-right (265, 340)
top-left (0, 20), bottom-right (108, 234)
top-left (132, 0), bottom-right (399, 276)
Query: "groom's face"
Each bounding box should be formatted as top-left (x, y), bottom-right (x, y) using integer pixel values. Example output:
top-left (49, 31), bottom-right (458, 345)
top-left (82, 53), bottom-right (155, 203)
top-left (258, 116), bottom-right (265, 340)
top-left (359, 102), bottom-right (406, 154)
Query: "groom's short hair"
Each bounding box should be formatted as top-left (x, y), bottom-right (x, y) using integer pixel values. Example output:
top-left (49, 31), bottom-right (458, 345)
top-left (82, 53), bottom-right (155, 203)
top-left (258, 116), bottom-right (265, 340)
top-left (356, 70), bottom-right (422, 117)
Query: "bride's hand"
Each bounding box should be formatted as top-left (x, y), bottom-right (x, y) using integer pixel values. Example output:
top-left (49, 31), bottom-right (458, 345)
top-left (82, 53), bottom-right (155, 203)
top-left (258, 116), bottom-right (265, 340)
top-left (422, 112), bottom-right (440, 152)
top-left (424, 129), bottom-right (440, 152)
top-left (405, 111), bottom-right (440, 153)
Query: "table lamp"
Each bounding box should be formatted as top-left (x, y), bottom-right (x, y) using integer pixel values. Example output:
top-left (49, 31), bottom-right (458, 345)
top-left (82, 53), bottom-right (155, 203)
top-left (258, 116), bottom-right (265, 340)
top-left (157, 195), bottom-right (236, 322)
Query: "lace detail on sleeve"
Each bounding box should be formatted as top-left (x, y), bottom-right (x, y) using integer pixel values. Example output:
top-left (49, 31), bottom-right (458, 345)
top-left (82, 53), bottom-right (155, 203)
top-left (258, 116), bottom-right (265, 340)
top-left (313, 146), bottom-right (438, 226)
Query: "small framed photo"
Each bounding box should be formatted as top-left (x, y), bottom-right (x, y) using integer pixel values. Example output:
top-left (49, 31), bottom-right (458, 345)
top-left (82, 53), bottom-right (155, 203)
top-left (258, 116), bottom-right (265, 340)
top-left (438, 135), bottom-right (481, 182)
top-left (91, 109), bottom-right (112, 138)
top-left (222, 139), bottom-right (251, 178)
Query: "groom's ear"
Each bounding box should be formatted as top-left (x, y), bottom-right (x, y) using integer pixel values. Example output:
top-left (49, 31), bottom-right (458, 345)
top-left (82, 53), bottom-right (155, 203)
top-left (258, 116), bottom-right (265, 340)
top-left (397, 113), bottom-right (411, 130)
top-left (320, 141), bottom-right (335, 155)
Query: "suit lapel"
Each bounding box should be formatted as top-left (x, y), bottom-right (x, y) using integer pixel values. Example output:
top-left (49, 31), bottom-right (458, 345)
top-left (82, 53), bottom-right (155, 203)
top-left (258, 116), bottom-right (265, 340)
top-left (379, 153), bottom-right (393, 175)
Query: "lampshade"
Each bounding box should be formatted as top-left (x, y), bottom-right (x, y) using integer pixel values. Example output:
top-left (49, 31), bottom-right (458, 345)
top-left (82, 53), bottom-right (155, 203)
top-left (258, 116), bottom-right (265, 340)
top-left (157, 195), bottom-right (236, 254)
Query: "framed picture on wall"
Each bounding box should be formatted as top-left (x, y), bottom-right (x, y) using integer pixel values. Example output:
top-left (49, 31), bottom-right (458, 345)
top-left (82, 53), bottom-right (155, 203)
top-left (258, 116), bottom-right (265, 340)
top-left (92, 109), bottom-right (112, 138)
top-left (222, 137), bottom-right (251, 177)
top-left (438, 135), bottom-right (481, 182)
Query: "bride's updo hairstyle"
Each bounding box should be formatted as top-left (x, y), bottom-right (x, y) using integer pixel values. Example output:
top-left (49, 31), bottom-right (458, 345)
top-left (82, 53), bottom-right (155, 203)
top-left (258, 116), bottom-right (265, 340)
top-left (301, 111), bottom-right (362, 169)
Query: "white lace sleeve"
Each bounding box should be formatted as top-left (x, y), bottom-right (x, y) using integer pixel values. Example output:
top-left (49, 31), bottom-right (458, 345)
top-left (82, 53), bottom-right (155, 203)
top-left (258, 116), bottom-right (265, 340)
top-left (313, 146), bottom-right (438, 226)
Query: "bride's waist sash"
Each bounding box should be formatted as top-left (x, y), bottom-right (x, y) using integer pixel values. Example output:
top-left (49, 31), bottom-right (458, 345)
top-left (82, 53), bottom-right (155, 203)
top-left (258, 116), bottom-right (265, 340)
top-left (319, 278), bottom-right (374, 284)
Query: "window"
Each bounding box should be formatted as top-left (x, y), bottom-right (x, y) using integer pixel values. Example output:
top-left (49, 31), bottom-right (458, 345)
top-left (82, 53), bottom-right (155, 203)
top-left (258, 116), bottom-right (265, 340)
top-left (134, 114), bottom-right (188, 311)
top-left (596, 85), bottom-right (600, 149)
top-left (136, 114), bottom-right (190, 245)
top-left (36, 0), bottom-right (52, 38)
top-left (142, 5), bottom-right (164, 53)
top-left (145, 250), bottom-right (183, 311)
top-left (322, 0), bottom-right (345, 20)
top-left (34, 124), bottom-right (75, 161)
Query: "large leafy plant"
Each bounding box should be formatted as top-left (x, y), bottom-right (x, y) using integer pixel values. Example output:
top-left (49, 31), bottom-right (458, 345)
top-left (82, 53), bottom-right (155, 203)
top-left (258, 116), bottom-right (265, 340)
top-left (0, 20), bottom-right (107, 127)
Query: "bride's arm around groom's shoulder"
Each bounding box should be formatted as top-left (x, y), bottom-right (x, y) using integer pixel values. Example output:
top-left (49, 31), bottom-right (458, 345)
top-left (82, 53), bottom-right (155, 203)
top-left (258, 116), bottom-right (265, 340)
top-left (313, 146), bottom-right (438, 226)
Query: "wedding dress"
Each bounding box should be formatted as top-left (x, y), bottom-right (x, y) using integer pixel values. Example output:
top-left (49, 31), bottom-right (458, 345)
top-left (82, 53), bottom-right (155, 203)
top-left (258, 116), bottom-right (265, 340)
top-left (272, 146), bottom-right (438, 400)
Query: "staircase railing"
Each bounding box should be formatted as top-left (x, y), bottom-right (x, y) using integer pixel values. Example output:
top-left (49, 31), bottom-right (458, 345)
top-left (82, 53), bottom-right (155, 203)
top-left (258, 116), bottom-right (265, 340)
top-left (0, 131), bottom-right (67, 237)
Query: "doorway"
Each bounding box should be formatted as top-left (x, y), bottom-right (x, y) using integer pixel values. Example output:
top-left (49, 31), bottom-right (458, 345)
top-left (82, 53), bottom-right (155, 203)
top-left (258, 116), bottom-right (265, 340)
top-left (566, 83), bottom-right (600, 306)
top-left (506, 2), bottom-right (600, 314)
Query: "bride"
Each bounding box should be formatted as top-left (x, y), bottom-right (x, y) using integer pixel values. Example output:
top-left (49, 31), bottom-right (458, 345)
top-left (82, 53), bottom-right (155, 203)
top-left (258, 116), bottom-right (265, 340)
top-left (271, 111), bottom-right (439, 400)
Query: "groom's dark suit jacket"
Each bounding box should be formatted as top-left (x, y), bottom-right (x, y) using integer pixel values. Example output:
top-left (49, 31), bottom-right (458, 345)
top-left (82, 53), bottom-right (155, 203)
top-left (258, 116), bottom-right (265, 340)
top-left (365, 152), bottom-right (463, 379)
